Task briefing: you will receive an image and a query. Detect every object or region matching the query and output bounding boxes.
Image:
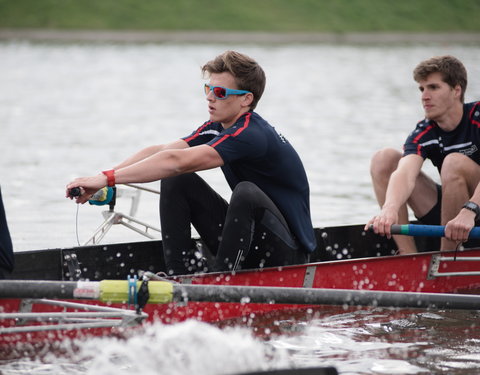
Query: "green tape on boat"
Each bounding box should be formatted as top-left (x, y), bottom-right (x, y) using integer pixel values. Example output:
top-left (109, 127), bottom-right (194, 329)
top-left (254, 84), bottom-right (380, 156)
top-left (99, 280), bottom-right (173, 304)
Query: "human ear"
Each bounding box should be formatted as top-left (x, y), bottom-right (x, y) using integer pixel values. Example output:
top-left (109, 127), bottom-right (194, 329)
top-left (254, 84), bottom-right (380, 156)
top-left (242, 92), bottom-right (254, 108)
top-left (454, 84), bottom-right (462, 99)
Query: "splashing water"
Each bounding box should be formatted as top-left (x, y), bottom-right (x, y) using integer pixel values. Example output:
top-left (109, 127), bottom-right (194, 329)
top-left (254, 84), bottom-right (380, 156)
top-left (0, 321), bottom-right (292, 375)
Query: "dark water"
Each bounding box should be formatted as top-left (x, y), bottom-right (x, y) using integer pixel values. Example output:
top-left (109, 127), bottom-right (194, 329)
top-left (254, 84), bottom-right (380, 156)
top-left (257, 306), bottom-right (480, 374)
top-left (1, 307), bottom-right (479, 374)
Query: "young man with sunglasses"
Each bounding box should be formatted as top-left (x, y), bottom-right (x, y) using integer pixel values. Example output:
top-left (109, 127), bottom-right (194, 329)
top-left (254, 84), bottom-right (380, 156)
top-left (67, 50), bottom-right (316, 275)
top-left (366, 55), bottom-right (480, 253)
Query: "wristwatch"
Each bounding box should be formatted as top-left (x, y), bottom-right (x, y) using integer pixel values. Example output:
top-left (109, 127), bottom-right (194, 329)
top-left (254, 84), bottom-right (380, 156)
top-left (462, 201), bottom-right (480, 219)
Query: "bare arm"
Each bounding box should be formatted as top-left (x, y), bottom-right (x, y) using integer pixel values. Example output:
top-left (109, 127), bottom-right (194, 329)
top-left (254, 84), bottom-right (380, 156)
top-left (444, 189), bottom-right (479, 243)
top-left (444, 157), bottom-right (480, 244)
top-left (66, 143), bottom-right (224, 203)
top-left (113, 139), bottom-right (189, 170)
top-left (115, 144), bottom-right (223, 184)
top-left (366, 154), bottom-right (424, 236)
top-left (383, 154), bottom-right (424, 211)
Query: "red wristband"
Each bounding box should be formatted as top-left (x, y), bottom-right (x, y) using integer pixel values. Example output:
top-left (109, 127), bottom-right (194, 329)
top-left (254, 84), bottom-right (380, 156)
top-left (102, 169), bottom-right (116, 187)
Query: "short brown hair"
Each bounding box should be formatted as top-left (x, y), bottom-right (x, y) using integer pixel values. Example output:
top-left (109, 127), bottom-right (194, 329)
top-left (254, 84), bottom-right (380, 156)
top-left (201, 50), bottom-right (266, 110)
top-left (413, 55), bottom-right (468, 102)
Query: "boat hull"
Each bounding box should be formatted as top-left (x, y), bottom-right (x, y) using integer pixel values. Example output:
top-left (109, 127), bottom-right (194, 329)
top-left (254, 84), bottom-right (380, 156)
top-left (1, 246), bottom-right (480, 358)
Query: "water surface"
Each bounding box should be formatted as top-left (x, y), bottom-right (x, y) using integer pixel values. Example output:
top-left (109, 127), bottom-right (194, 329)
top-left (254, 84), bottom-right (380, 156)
top-left (2, 41), bottom-right (480, 250)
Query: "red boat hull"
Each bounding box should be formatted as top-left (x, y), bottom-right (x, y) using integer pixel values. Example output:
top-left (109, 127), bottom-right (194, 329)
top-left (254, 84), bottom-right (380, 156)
top-left (1, 248), bottom-right (480, 357)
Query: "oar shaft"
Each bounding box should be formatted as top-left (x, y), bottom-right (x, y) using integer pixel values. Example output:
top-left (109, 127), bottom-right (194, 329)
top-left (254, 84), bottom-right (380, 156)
top-left (391, 224), bottom-right (480, 238)
top-left (1, 280), bottom-right (479, 310)
top-left (173, 284), bottom-right (480, 310)
top-left (0, 280), bottom-right (79, 299)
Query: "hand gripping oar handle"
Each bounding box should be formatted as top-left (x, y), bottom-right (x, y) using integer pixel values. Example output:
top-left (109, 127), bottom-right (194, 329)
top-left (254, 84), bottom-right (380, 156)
top-left (391, 224), bottom-right (480, 238)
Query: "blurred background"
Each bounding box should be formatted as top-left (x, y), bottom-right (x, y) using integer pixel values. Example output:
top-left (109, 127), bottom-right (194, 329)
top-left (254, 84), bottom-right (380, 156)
top-left (2, 3), bottom-right (480, 375)
top-left (1, 0), bottom-right (480, 34)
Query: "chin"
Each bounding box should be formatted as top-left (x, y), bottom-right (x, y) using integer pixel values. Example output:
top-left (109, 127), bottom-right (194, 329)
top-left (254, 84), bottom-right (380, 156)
top-left (424, 110), bottom-right (436, 120)
top-left (427, 114), bottom-right (440, 122)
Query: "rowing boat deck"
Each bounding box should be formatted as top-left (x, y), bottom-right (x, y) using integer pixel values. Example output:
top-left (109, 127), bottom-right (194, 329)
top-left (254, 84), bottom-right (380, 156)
top-left (8, 224), bottom-right (447, 282)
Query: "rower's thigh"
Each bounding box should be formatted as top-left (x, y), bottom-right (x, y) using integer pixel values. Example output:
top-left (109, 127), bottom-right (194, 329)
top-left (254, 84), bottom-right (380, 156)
top-left (370, 148), bottom-right (402, 178)
top-left (441, 153), bottom-right (480, 195)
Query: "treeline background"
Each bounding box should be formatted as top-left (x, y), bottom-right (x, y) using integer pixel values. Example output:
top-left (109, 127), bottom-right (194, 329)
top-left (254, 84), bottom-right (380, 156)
top-left (0, 0), bottom-right (479, 32)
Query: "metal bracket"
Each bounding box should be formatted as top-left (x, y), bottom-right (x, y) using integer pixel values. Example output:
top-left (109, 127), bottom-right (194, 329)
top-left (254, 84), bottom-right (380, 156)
top-left (303, 265), bottom-right (317, 288)
top-left (427, 254), bottom-right (441, 280)
top-left (63, 250), bottom-right (82, 281)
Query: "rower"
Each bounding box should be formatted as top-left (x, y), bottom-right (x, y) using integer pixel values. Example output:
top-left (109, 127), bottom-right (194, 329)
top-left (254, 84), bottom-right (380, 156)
top-left (367, 55), bottom-right (480, 254)
top-left (66, 51), bottom-right (317, 275)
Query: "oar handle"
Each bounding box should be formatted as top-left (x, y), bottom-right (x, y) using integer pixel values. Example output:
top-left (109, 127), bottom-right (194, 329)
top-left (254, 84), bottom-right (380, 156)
top-left (391, 224), bottom-right (480, 238)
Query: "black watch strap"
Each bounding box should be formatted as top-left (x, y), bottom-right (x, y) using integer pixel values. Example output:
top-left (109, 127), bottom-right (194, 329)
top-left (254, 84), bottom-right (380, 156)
top-left (462, 201), bottom-right (480, 219)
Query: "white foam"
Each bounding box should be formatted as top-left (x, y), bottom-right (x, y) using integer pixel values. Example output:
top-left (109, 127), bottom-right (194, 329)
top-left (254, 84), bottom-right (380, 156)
top-left (69, 320), bottom-right (291, 375)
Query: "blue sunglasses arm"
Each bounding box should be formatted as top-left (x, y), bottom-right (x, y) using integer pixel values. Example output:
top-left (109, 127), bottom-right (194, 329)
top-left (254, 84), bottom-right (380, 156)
top-left (227, 88), bottom-right (251, 95)
top-left (205, 84), bottom-right (251, 95)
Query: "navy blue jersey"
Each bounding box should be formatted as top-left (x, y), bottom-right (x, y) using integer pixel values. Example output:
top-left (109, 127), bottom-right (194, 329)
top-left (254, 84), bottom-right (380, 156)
top-left (183, 111), bottom-right (317, 253)
top-left (404, 102), bottom-right (480, 171)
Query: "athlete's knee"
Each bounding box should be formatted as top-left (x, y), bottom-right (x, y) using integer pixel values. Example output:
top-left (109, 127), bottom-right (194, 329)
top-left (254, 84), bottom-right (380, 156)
top-left (231, 181), bottom-right (261, 202)
top-left (370, 148), bottom-right (402, 180)
top-left (441, 153), bottom-right (472, 176)
top-left (440, 154), bottom-right (480, 194)
top-left (227, 182), bottom-right (265, 218)
top-left (440, 153), bottom-right (475, 186)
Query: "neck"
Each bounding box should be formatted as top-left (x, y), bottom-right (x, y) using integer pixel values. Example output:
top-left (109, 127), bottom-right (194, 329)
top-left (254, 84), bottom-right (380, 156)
top-left (435, 102), bottom-right (464, 131)
top-left (221, 109), bottom-right (250, 129)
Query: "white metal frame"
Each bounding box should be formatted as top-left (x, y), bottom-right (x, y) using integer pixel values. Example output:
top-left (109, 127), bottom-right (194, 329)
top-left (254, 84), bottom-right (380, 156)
top-left (428, 255), bottom-right (480, 279)
top-left (0, 298), bottom-right (147, 334)
top-left (83, 183), bottom-right (162, 245)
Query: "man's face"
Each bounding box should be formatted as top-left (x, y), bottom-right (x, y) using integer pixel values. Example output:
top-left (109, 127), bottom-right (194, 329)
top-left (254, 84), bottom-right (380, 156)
top-left (206, 72), bottom-right (252, 128)
top-left (418, 72), bottom-right (461, 123)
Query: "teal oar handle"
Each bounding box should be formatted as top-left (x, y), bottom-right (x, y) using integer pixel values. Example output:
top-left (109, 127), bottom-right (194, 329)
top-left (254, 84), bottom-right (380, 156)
top-left (391, 224), bottom-right (480, 238)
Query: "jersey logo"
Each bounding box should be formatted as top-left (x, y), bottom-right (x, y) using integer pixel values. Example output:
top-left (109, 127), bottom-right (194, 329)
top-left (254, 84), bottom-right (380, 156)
top-left (277, 131), bottom-right (288, 144)
top-left (452, 143), bottom-right (478, 156)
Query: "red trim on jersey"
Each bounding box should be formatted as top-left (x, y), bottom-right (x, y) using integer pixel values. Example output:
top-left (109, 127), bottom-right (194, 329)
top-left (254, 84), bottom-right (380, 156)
top-left (412, 123), bottom-right (435, 155)
top-left (469, 102), bottom-right (480, 128)
top-left (184, 121), bottom-right (213, 143)
top-left (211, 112), bottom-right (252, 148)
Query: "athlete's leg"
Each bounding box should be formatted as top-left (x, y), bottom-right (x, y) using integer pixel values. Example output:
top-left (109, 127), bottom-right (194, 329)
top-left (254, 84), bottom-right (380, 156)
top-left (214, 181), bottom-right (305, 271)
top-left (440, 153), bottom-right (480, 250)
top-left (160, 173), bottom-right (228, 275)
top-left (370, 148), bottom-right (438, 253)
